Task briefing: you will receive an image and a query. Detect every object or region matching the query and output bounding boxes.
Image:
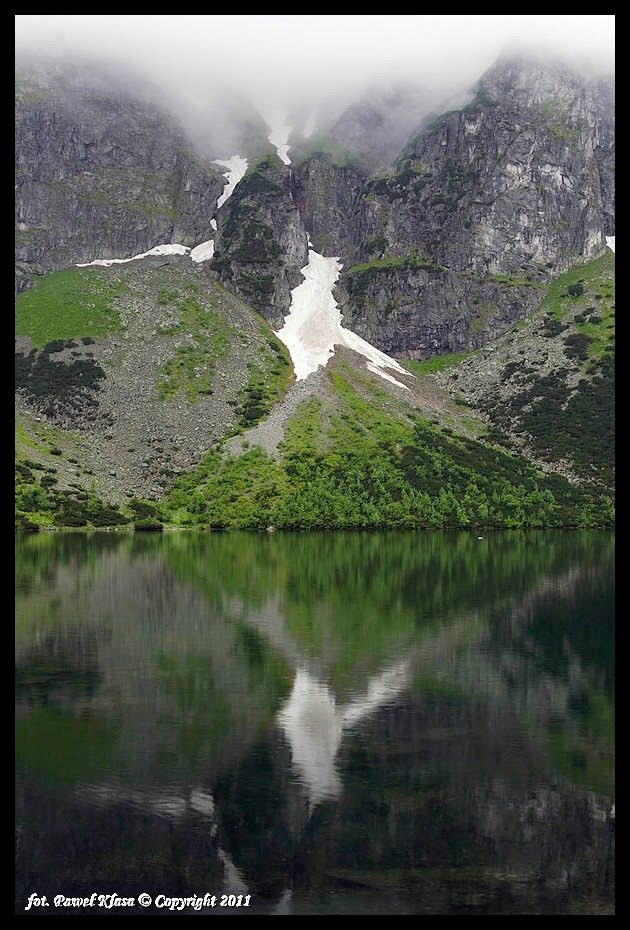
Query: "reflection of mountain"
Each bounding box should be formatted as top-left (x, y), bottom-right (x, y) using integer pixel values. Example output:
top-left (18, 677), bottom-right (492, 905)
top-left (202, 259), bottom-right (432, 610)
top-left (15, 531), bottom-right (614, 914)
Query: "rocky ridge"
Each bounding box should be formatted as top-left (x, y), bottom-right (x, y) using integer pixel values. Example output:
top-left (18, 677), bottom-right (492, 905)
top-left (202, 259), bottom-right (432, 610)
top-left (15, 60), bottom-right (224, 292)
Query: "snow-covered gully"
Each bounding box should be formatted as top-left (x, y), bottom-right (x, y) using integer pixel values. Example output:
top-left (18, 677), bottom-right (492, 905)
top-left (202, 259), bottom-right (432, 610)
top-left (275, 248), bottom-right (412, 390)
top-left (214, 154), bottom-right (248, 209)
top-left (264, 110), bottom-right (292, 165)
top-left (606, 235), bottom-right (615, 253)
top-left (189, 155), bottom-right (248, 263)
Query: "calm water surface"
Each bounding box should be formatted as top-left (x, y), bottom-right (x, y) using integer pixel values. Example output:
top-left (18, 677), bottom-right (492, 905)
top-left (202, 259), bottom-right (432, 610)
top-left (15, 531), bottom-right (614, 915)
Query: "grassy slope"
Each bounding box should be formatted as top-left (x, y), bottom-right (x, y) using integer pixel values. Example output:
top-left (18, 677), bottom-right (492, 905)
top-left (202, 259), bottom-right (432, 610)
top-left (15, 261), bottom-right (293, 530)
top-left (435, 252), bottom-right (615, 489)
top-left (15, 253), bottom-right (614, 532)
top-left (15, 268), bottom-right (124, 346)
top-left (161, 368), bottom-right (613, 531)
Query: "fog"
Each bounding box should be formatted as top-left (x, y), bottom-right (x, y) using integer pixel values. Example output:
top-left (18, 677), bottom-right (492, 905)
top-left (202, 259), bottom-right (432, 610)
top-left (15, 15), bottom-right (615, 157)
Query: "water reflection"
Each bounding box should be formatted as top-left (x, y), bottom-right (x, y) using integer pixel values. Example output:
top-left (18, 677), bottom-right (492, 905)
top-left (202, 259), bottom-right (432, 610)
top-left (279, 660), bottom-right (411, 808)
top-left (15, 531), bottom-right (614, 914)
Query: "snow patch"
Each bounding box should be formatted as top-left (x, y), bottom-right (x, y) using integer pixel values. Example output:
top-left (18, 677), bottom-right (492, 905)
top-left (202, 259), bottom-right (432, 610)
top-left (214, 155), bottom-right (248, 209)
top-left (264, 109), bottom-right (292, 165)
top-left (77, 243), bottom-right (190, 268)
top-left (606, 235), bottom-right (615, 253)
top-left (190, 239), bottom-right (215, 263)
top-left (275, 249), bottom-right (411, 390)
top-left (210, 218), bottom-right (217, 231)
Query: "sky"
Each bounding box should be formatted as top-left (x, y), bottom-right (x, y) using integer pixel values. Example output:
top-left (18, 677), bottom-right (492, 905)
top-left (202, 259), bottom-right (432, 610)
top-left (15, 15), bottom-right (615, 144)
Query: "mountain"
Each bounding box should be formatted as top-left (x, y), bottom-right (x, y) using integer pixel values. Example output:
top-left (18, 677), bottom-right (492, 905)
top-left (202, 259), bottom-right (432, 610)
top-left (212, 155), bottom-right (309, 327)
top-left (14, 53), bottom-right (615, 531)
top-left (296, 54), bottom-right (614, 356)
top-left (15, 58), bottom-right (224, 292)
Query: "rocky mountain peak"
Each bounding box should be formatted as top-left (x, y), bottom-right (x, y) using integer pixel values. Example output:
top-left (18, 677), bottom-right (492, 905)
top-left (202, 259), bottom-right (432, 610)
top-left (477, 51), bottom-right (614, 117)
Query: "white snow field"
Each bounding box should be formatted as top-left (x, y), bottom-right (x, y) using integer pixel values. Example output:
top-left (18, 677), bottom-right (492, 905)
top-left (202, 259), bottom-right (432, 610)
top-left (77, 243), bottom-right (190, 268)
top-left (190, 239), bottom-right (215, 263)
top-left (606, 235), bottom-right (615, 253)
top-left (264, 109), bottom-right (292, 165)
top-left (275, 249), bottom-right (411, 389)
top-left (214, 154), bottom-right (248, 209)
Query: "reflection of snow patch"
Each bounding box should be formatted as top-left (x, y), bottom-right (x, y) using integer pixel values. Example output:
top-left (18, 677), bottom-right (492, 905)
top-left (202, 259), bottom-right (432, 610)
top-left (189, 789), bottom-right (215, 817)
top-left (77, 243), bottom-right (190, 268)
top-left (214, 155), bottom-right (248, 209)
top-left (278, 669), bottom-right (343, 806)
top-left (190, 240), bottom-right (215, 263)
top-left (275, 249), bottom-right (411, 389)
top-left (272, 890), bottom-right (293, 915)
top-left (218, 849), bottom-right (249, 894)
top-left (606, 235), bottom-right (615, 253)
top-left (278, 660), bottom-right (410, 809)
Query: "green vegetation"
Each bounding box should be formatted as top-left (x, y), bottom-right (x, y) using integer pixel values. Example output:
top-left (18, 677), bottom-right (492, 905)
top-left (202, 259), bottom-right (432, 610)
top-left (15, 459), bottom-right (129, 530)
top-left (427, 88), bottom-right (499, 132)
top-left (239, 154), bottom-right (285, 193)
top-left (16, 344), bottom-right (105, 413)
top-left (404, 351), bottom-right (476, 375)
top-left (343, 254), bottom-right (445, 314)
top-left (42, 168), bottom-right (181, 222)
top-left (481, 251), bottom-right (614, 487)
top-left (538, 251), bottom-right (613, 322)
top-left (161, 371), bottom-right (613, 530)
top-left (233, 335), bottom-right (293, 430)
top-left (486, 359), bottom-right (614, 489)
top-left (212, 170), bottom-right (283, 309)
top-left (539, 101), bottom-right (579, 144)
top-left (15, 268), bottom-right (123, 347)
top-left (543, 253), bottom-right (615, 364)
top-left (14, 451), bottom-right (169, 531)
top-left (156, 293), bottom-right (232, 402)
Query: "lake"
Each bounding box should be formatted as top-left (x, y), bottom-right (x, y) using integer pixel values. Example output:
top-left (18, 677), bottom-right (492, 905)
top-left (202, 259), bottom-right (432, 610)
top-left (15, 530), bottom-right (614, 915)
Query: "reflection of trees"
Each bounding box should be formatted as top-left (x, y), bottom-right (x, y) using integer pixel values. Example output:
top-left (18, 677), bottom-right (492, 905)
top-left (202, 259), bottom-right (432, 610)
top-left (15, 530), bottom-right (614, 913)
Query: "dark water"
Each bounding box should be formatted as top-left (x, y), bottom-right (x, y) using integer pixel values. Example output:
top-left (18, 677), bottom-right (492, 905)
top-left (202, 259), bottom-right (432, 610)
top-left (15, 531), bottom-right (614, 915)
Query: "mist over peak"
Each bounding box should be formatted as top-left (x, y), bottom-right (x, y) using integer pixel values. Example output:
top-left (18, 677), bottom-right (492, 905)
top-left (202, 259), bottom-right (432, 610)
top-left (16, 15), bottom-right (614, 160)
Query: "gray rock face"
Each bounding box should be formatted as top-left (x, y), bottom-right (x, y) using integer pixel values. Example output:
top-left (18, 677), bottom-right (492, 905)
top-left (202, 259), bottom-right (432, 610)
top-left (294, 55), bottom-right (614, 356)
top-left (379, 54), bottom-right (614, 273)
top-left (337, 267), bottom-right (544, 356)
top-left (212, 155), bottom-right (309, 328)
top-left (14, 52), bottom-right (615, 367)
top-left (15, 61), bottom-right (224, 291)
top-left (294, 154), bottom-right (367, 264)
